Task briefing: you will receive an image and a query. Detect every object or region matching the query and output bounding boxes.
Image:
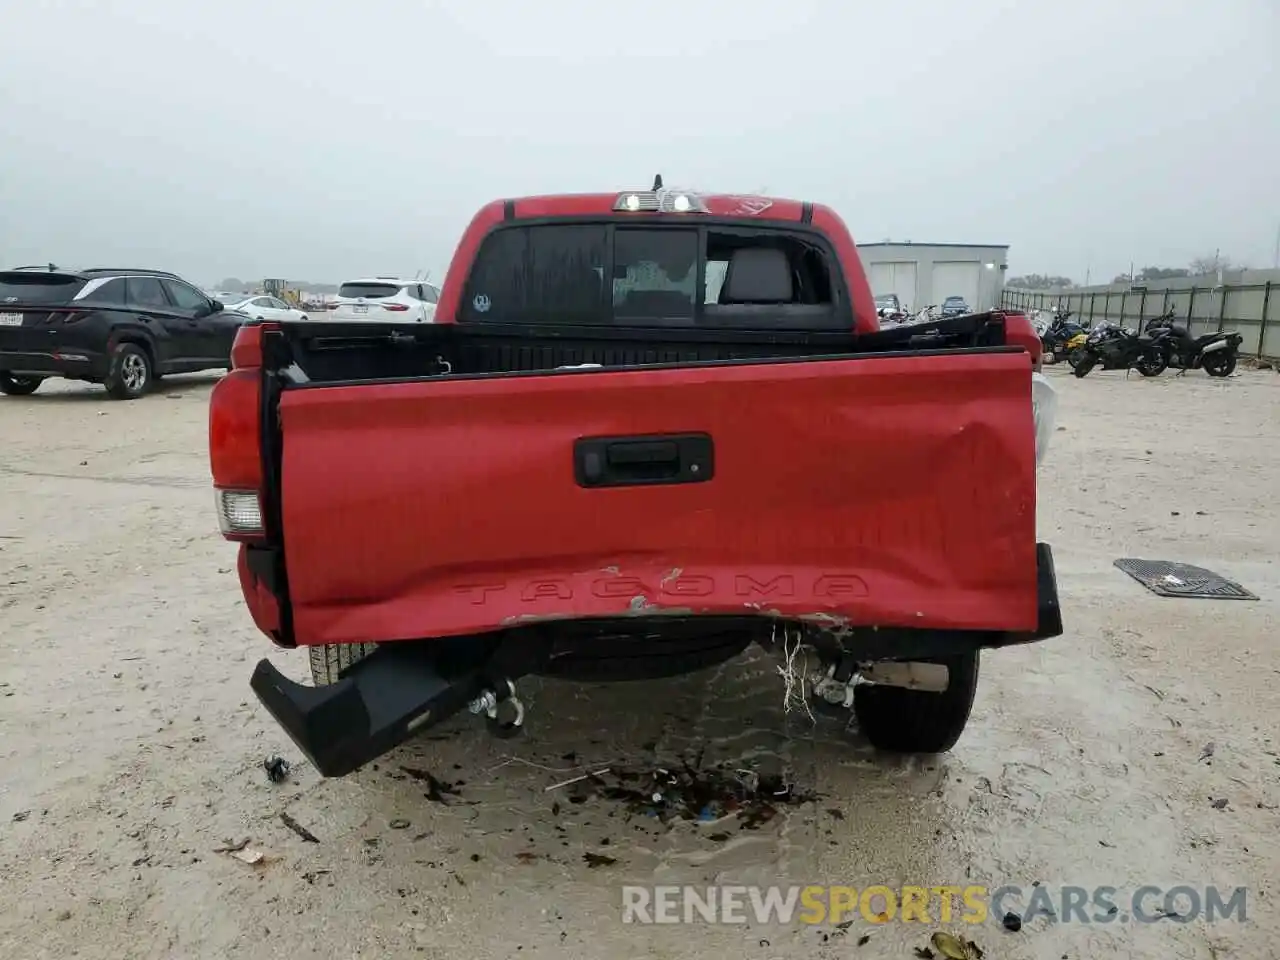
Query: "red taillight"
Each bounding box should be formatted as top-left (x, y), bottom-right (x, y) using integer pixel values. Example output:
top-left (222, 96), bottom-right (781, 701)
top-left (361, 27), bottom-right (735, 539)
top-left (381, 303), bottom-right (410, 312)
top-left (229, 322), bottom-right (281, 370)
top-left (211, 344), bottom-right (267, 541)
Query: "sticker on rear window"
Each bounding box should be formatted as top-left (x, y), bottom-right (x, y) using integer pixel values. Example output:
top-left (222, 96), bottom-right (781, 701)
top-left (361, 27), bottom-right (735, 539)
top-left (473, 294), bottom-right (491, 313)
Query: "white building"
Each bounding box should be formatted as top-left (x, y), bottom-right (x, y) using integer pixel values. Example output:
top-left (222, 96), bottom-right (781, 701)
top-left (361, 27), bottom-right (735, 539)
top-left (856, 242), bottom-right (1009, 313)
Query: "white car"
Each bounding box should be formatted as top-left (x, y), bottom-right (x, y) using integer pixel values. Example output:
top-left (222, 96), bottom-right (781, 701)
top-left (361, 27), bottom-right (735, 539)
top-left (329, 278), bottom-right (439, 323)
top-left (225, 295), bottom-right (310, 322)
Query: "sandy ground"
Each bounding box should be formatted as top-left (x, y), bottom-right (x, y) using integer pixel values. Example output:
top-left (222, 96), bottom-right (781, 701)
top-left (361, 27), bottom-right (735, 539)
top-left (1, 363), bottom-right (1278, 960)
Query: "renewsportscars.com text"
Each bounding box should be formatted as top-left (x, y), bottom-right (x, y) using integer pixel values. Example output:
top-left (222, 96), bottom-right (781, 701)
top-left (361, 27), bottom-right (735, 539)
top-left (621, 884), bottom-right (1248, 926)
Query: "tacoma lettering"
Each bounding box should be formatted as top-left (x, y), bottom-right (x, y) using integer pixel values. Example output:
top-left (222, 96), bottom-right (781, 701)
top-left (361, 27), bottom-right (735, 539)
top-left (592, 576), bottom-right (648, 599)
top-left (445, 574), bottom-right (873, 604)
top-left (521, 579), bottom-right (573, 601)
top-left (663, 575), bottom-right (715, 597)
top-left (734, 574), bottom-right (795, 598)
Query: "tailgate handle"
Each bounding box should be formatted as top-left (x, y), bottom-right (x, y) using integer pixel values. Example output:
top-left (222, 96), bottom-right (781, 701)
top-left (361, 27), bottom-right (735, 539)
top-left (575, 433), bottom-right (714, 488)
top-left (607, 440), bottom-right (677, 465)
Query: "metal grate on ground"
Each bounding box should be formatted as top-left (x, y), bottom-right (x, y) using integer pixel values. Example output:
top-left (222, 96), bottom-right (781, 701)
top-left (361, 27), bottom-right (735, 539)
top-left (1114, 558), bottom-right (1259, 600)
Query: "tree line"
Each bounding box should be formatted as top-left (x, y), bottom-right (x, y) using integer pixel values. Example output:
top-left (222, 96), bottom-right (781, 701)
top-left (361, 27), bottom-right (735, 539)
top-left (1008, 254), bottom-right (1244, 290)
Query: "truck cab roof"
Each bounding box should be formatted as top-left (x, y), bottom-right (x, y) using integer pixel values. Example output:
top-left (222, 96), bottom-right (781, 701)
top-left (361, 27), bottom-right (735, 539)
top-left (495, 190), bottom-right (809, 221)
top-left (435, 188), bottom-right (878, 333)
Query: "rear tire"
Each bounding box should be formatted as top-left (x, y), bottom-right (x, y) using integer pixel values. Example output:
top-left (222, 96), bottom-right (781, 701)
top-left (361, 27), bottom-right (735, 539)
top-left (854, 651), bottom-right (980, 754)
top-left (1066, 348), bottom-right (1086, 370)
top-left (1072, 354), bottom-right (1097, 377)
top-left (1202, 352), bottom-right (1237, 378)
top-left (1136, 351), bottom-right (1168, 377)
top-left (104, 343), bottom-right (153, 399)
top-left (0, 373), bottom-right (44, 396)
top-left (309, 643), bottom-right (377, 686)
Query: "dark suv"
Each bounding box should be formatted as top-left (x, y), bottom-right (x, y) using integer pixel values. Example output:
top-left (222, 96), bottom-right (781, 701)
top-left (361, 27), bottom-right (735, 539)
top-left (0, 266), bottom-right (246, 399)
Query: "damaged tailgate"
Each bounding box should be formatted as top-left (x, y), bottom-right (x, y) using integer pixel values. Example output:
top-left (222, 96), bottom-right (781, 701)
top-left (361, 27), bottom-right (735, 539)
top-left (277, 350), bottom-right (1039, 646)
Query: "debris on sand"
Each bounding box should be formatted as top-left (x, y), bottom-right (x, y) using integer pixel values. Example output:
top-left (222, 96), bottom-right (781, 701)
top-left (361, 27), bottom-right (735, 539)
top-left (400, 767), bottom-right (460, 803)
top-left (557, 756), bottom-right (815, 828)
top-left (214, 838), bottom-right (274, 867)
top-left (230, 847), bottom-right (269, 866)
top-left (583, 852), bottom-right (617, 868)
top-left (263, 756), bottom-right (291, 784)
top-left (930, 931), bottom-right (985, 958)
top-left (545, 769), bottom-right (612, 793)
top-left (279, 812), bottom-right (321, 843)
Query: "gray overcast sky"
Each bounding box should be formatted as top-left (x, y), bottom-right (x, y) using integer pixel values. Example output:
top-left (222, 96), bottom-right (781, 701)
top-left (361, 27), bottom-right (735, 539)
top-left (1, 0), bottom-right (1276, 286)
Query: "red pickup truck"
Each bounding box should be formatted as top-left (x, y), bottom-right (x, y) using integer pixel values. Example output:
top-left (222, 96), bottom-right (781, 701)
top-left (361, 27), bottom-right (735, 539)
top-left (209, 183), bottom-right (1061, 777)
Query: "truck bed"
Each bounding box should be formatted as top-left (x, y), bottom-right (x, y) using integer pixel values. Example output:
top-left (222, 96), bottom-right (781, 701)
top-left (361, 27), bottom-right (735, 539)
top-left (264, 313), bottom-right (1014, 385)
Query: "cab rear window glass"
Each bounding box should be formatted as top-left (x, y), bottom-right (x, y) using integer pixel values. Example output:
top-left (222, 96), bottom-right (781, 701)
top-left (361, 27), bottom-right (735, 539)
top-left (0, 273), bottom-right (86, 304)
top-left (339, 283), bottom-right (401, 299)
top-left (460, 225), bottom-right (697, 324)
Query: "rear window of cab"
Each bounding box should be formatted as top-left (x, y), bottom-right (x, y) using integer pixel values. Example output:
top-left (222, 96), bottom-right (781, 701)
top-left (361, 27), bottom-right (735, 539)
top-left (459, 222), bottom-right (845, 329)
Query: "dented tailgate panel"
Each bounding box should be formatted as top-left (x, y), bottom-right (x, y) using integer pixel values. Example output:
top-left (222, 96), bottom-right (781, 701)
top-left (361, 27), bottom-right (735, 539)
top-left (278, 352), bottom-right (1038, 646)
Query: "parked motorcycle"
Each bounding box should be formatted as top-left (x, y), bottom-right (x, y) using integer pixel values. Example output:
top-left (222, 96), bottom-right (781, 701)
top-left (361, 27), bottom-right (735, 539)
top-left (1072, 319), bottom-right (1168, 378)
top-left (876, 306), bottom-right (908, 324)
top-left (904, 304), bottom-right (939, 325)
top-left (1144, 311), bottom-right (1243, 378)
top-left (1064, 328), bottom-right (1091, 369)
top-left (1040, 310), bottom-right (1090, 365)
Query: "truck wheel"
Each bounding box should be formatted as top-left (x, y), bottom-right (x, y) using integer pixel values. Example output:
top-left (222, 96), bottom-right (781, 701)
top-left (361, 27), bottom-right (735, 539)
top-left (104, 344), bottom-right (153, 399)
top-left (853, 651), bottom-right (979, 754)
top-left (309, 643), bottom-right (377, 686)
top-left (0, 373), bottom-right (44, 396)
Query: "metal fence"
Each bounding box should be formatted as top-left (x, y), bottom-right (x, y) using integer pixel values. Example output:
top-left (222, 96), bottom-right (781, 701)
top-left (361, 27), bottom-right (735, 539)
top-left (1001, 281), bottom-right (1278, 360)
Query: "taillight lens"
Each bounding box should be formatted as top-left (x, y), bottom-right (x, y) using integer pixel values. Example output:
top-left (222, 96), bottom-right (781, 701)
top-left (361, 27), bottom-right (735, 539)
top-left (382, 303), bottom-right (410, 312)
top-left (209, 366), bottom-right (265, 541)
top-left (215, 489), bottom-right (264, 537)
top-left (229, 324), bottom-right (263, 369)
top-left (1031, 372), bottom-right (1058, 467)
